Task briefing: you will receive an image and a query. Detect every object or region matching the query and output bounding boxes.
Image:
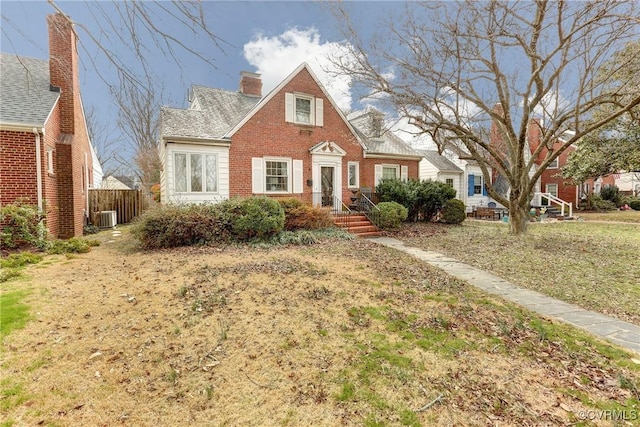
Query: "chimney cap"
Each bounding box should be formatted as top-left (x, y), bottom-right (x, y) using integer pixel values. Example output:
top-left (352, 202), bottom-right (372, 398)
top-left (240, 71), bottom-right (261, 79)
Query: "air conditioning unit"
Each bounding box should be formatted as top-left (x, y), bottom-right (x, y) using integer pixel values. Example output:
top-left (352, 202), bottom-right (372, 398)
top-left (99, 211), bottom-right (117, 228)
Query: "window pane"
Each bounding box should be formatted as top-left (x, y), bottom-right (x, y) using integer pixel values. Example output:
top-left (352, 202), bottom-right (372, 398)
top-left (348, 164), bottom-right (356, 186)
top-left (295, 98), bottom-right (311, 123)
top-left (382, 166), bottom-right (397, 180)
top-left (191, 154), bottom-right (202, 192)
top-left (474, 174), bottom-right (482, 194)
top-left (205, 155), bottom-right (217, 192)
top-left (446, 178), bottom-right (454, 187)
top-left (175, 153), bottom-right (187, 192)
top-left (265, 161), bottom-right (288, 191)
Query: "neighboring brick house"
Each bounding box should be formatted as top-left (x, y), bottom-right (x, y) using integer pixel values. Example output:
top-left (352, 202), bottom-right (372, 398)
top-left (0, 13), bottom-right (99, 238)
top-left (160, 63), bottom-right (421, 206)
top-left (525, 120), bottom-right (615, 207)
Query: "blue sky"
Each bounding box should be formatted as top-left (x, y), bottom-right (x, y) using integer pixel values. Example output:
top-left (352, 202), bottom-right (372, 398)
top-left (1, 1), bottom-right (404, 171)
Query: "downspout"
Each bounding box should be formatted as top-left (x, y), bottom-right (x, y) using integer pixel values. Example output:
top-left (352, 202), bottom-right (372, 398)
top-left (33, 128), bottom-right (44, 212)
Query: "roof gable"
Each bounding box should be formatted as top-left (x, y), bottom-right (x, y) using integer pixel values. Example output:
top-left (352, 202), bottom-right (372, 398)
top-left (224, 63), bottom-right (362, 145)
top-left (418, 150), bottom-right (463, 172)
top-left (0, 53), bottom-right (60, 128)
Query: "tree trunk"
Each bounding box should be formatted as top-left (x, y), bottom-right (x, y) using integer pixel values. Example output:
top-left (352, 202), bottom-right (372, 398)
top-left (508, 200), bottom-right (529, 235)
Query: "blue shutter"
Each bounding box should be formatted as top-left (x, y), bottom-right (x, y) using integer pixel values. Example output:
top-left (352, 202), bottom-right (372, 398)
top-left (468, 174), bottom-right (474, 196)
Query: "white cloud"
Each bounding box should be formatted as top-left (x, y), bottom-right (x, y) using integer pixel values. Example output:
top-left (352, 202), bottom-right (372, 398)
top-left (243, 27), bottom-right (354, 111)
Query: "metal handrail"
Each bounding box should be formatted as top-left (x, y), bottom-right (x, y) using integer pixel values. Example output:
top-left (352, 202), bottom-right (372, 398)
top-left (331, 195), bottom-right (352, 229)
top-left (358, 192), bottom-right (380, 226)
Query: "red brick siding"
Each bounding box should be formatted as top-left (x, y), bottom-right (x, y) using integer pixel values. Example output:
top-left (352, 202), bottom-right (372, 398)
top-left (0, 131), bottom-right (39, 206)
top-left (0, 13), bottom-right (92, 240)
top-left (229, 68), bottom-right (418, 205)
top-left (48, 13), bottom-right (93, 238)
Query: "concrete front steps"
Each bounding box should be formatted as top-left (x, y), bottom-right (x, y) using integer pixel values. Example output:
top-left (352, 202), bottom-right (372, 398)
top-left (333, 213), bottom-right (382, 237)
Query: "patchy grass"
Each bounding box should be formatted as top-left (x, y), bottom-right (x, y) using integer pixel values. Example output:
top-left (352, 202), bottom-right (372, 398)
top-left (0, 289), bottom-right (31, 343)
top-left (0, 232), bottom-right (639, 426)
top-left (391, 220), bottom-right (640, 325)
top-left (577, 209), bottom-right (640, 223)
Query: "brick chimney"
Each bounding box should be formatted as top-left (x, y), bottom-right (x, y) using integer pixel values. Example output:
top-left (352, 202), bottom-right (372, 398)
top-left (239, 71), bottom-right (262, 97)
top-left (48, 13), bottom-right (77, 134)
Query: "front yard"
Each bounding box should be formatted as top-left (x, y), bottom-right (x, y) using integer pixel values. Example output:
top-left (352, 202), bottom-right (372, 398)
top-left (390, 215), bottom-right (640, 326)
top-left (1, 225), bottom-right (639, 426)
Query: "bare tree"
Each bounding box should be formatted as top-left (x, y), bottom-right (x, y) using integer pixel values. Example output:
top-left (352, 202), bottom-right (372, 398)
top-left (331, 1), bottom-right (640, 235)
top-left (2, 1), bottom-right (229, 187)
top-left (85, 105), bottom-right (120, 175)
top-left (112, 78), bottom-right (162, 191)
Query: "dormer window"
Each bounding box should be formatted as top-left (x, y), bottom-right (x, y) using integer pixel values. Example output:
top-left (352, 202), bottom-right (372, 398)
top-left (285, 92), bottom-right (323, 126)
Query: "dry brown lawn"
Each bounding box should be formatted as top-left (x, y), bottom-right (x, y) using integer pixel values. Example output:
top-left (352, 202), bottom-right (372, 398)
top-left (1, 228), bottom-right (639, 426)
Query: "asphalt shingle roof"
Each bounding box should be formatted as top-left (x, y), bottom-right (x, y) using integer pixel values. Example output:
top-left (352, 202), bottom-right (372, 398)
top-left (161, 85), bottom-right (259, 140)
top-left (348, 109), bottom-right (422, 158)
top-left (0, 53), bottom-right (60, 127)
top-left (417, 150), bottom-right (463, 172)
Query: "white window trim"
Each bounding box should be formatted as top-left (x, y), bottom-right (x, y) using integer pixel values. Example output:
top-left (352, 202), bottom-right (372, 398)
top-left (347, 161), bottom-right (360, 188)
top-left (382, 164), bottom-right (400, 180)
top-left (474, 174), bottom-right (483, 195)
top-left (546, 183), bottom-right (558, 197)
top-left (46, 149), bottom-right (54, 174)
top-left (174, 152), bottom-right (219, 194)
top-left (548, 157), bottom-right (559, 169)
top-left (264, 157), bottom-right (292, 194)
top-left (285, 92), bottom-right (324, 127)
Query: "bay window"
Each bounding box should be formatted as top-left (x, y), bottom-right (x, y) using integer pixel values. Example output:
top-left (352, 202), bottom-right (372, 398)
top-left (174, 153), bottom-right (218, 193)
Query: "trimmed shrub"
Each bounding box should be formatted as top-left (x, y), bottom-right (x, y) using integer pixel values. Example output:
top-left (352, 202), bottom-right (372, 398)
top-left (278, 199), bottom-right (334, 231)
top-left (629, 199), bottom-right (640, 211)
top-left (374, 201), bottom-right (408, 229)
top-left (225, 196), bottom-right (284, 240)
top-left (132, 204), bottom-right (229, 249)
top-left (376, 179), bottom-right (456, 222)
top-left (441, 199), bottom-right (466, 224)
top-left (600, 185), bottom-right (622, 207)
top-left (0, 200), bottom-right (49, 250)
top-left (585, 194), bottom-right (617, 211)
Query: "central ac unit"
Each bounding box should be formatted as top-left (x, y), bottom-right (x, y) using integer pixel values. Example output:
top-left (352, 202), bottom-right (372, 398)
top-left (99, 211), bottom-right (117, 228)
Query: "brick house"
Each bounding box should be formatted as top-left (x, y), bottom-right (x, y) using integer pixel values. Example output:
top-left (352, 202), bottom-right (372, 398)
top-left (0, 13), bottom-right (99, 239)
top-left (160, 63), bottom-right (421, 206)
top-left (525, 120), bottom-right (615, 207)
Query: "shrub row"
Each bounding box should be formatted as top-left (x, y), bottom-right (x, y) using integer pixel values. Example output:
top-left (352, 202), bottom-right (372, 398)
top-left (375, 178), bottom-right (458, 222)
top-left (132, 197), bottom-right (335, 249)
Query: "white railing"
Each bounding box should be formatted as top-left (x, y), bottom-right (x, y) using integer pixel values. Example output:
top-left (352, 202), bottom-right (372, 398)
top-left (534, 192), bottom-right (573, 217)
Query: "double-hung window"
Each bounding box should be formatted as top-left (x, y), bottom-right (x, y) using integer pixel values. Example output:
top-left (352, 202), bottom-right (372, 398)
top-left (174, 153), bottom-right (218, 193)
top-left (265, 160), bottom-right (289, 192)
top-left (383, 165), bottom-right (399, 180)
top-left (445, 178), bottom-right (454, 187)
top-left (473, 175), bottom-right (483, 195)
top-left (295, 96), bottom-right (312, 124)
top-left (285, 93), bottom-right (323, 126)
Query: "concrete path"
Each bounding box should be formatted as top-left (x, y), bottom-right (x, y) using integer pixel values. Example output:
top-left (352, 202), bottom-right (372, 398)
top-left (370, 236), bottom-right (640, 355)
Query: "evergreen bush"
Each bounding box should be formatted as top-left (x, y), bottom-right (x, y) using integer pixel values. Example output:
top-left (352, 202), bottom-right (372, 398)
top-left (441, 199), bottom-right (466, 224)
top-left (374, 201), bottom-right (408, 229)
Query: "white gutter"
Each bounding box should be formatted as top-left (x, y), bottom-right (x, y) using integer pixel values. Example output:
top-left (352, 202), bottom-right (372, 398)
top-left (33, 128), bottom-right (44, 212)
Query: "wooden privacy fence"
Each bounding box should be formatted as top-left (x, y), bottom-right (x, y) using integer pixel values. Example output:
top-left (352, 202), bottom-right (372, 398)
top-left (89, 189), bottom-right (154, 226)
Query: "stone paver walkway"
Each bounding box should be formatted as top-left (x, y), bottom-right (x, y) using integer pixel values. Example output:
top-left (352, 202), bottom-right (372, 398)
top-left (370, 236), bottom-right (640, 355)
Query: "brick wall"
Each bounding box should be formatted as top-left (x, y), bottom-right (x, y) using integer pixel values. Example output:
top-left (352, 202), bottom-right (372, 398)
top-left (0, 131), bottom-right (38, 206)
top-left (48, 13), bottom-right (93, 238)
